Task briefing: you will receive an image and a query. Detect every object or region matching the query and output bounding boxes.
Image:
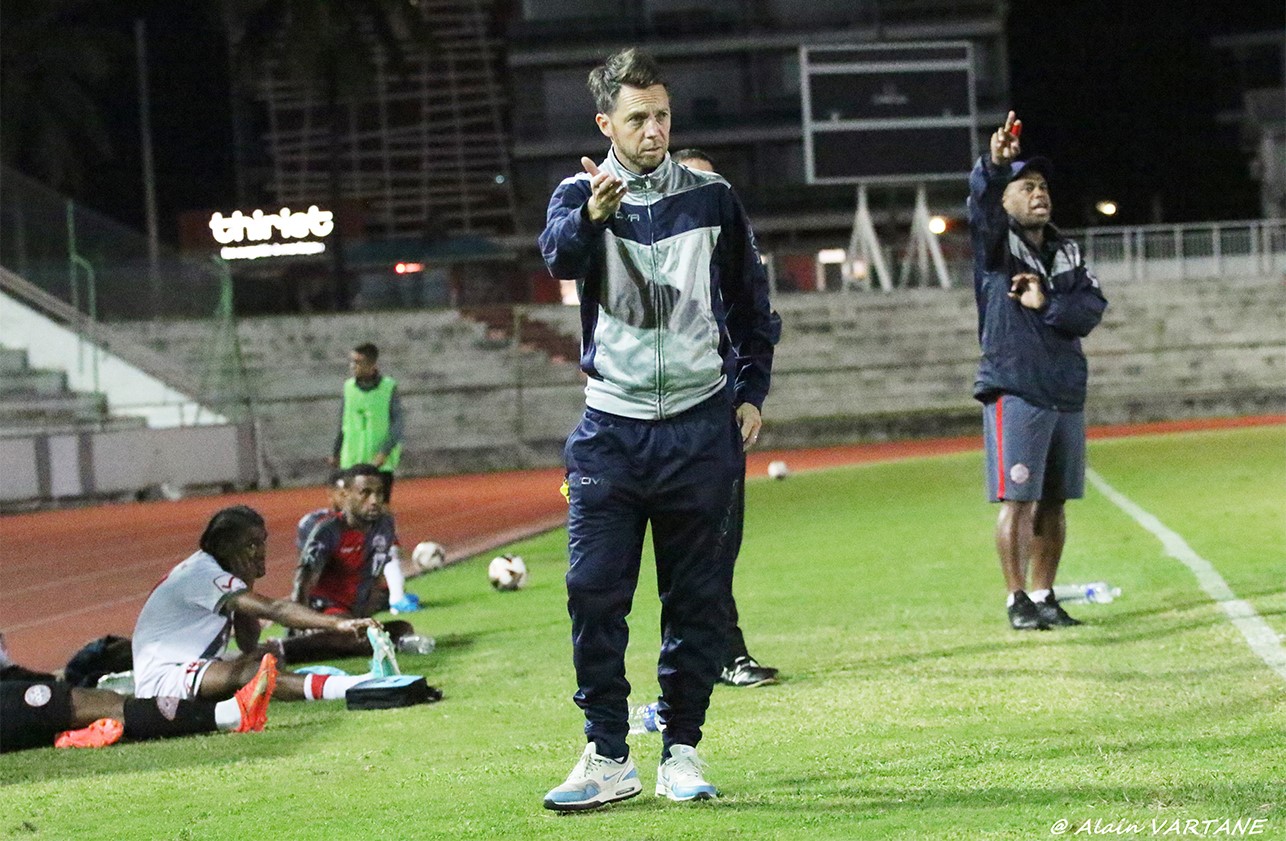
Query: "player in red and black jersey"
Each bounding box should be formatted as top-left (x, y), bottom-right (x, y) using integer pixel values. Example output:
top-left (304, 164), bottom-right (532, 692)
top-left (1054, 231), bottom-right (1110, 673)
top-left (282, 464), bottom-right (428, 663)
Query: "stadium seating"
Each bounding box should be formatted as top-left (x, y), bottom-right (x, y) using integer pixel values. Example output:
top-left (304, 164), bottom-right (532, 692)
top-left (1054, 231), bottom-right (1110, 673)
top-left (5, 271), bottom-right (1280, 489)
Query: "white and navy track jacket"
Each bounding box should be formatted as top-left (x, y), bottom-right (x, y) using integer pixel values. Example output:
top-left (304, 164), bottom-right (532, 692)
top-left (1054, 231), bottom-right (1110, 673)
top-left (968, 156), bottom-right (1108, 411)
top-left (539, 150), bottom-right (781, 420)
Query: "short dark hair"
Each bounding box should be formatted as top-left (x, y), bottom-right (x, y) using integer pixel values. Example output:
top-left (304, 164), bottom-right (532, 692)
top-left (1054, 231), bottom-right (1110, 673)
top-left (353, 342), bottom-right (379, 362)
top-left (199, 505), bottom-right (265, 563)
top-left (673, 148), bottom-right (714, 168)
top-left (327, 467), bottom-right (346, 487)
top-left (342, 463), bottom-right (384, 485)
top-left (588, 48), bottom-right (667, 114)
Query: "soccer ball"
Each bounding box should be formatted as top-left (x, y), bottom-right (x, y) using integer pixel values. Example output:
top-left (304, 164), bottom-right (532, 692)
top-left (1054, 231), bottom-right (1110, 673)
top-left (767, 460), bottom-right (790, 480)
top-left (412, 541), bottom-right (446, 573)
top-left (488, 554), bottom-right (528, 591)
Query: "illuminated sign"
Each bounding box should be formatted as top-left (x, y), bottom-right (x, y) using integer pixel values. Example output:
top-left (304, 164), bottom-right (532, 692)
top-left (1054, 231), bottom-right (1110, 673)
top-left (208, 205), bottom-right (334, 260)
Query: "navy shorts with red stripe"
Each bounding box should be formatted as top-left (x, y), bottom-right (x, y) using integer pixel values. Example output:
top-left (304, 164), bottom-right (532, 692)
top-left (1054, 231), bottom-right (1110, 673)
top-left (982, 393), bottom-right (1085, 503)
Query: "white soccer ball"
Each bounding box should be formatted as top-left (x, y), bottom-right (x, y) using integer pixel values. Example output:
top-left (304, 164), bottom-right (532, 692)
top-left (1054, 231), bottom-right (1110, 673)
top-left (488, 554), bottom-right (528, 591)
top-left (767, 460), bottom-right (790, 480)
top-left (412, 541), bottom-right (446, 573)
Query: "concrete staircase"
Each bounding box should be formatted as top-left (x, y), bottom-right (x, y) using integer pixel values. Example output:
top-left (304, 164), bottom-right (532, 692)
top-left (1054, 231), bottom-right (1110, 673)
top-left (0, 346), bottom-right (142, 437)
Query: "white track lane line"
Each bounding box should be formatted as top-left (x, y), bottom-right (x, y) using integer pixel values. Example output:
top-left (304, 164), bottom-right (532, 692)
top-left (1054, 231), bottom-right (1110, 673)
top-left (1087, 468), bottom-right (1286, 682)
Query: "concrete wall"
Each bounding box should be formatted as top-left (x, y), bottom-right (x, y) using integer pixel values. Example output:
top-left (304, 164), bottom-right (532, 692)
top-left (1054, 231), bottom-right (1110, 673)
top-left (0, 423), bottom-right (257, 504)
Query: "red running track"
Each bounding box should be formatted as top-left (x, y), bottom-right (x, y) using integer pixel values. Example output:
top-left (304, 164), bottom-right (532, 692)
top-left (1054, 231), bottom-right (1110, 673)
top-left (2, 415), bottom-right (1280, 671)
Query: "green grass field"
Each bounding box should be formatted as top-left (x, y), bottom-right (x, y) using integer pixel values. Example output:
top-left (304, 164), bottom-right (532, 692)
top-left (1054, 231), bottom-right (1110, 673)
top-left (3, 427), bottom-right (1283, 840)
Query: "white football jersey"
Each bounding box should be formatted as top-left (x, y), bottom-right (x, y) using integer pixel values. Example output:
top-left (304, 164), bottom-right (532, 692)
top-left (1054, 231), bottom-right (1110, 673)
top-left (132, 550), bottom-right (247, 698)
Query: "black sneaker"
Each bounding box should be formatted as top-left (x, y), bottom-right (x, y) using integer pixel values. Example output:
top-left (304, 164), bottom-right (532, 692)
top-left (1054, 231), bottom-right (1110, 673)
top-left (1007, 591), bottom-right (1047, 631)
top-left (719, 656), bottom-right (779, 687)
top-left (1034, 595), bottom-right (1083, 627)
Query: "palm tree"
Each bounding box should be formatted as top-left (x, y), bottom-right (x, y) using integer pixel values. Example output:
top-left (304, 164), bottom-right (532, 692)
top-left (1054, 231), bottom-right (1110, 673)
top-left (0, 0), bottom-right (127, 192)
top-left (218, 0), bottom-right (434, 310)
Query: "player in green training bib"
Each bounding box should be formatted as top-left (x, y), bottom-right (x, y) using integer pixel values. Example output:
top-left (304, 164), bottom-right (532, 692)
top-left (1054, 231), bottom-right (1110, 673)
top-left (332, 342), bottom-right (404, 502)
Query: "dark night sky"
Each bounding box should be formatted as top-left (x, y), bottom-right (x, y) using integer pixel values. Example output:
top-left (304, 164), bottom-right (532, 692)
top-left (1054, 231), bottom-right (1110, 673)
top-left (58, 1), bottom-right (1286, 237)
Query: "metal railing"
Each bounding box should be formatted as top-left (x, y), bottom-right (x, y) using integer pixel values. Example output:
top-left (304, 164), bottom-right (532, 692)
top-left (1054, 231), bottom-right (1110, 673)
top-left (1072, 218), bottom-right (1286, 283)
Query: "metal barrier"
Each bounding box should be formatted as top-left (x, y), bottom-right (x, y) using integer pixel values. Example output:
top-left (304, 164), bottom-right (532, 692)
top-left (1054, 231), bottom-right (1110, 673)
top-left (1073, 219), bottom-right (1286, 283)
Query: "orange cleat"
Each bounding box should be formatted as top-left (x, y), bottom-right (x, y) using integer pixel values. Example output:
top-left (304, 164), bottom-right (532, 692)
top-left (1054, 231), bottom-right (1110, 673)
top-left (55, 718), bottom-right (124, 749)
top-left (233, 653), bottom-right (277, 733)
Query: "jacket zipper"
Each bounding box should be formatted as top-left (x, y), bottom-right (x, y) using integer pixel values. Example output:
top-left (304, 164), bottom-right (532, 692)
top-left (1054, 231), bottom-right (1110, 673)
top-left (645, 181), bottom-right (665, 417)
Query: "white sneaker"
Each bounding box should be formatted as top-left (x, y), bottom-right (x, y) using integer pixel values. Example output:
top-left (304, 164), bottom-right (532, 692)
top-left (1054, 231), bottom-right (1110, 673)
top-left (543, 743), bottom-right (642, 812)
top-left (656, 744), bottom-right (718, 801)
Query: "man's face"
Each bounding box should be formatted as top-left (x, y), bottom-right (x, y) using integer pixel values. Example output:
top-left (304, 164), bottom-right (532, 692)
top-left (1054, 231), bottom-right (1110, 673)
top-left (228, 526), bottom-right (268, 583)
top-left (343, 474), bottom-right (386, 524)
top-left (1002, 173), bottom-right (1052, 229)
top-left (596, 84), bottom-right (671, 174)
top-left (349, 351), bottom-right (377, 380)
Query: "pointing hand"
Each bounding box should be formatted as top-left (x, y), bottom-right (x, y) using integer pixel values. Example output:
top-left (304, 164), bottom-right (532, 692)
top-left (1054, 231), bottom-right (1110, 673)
top-left (990, 111), bottom-right (1022, 166)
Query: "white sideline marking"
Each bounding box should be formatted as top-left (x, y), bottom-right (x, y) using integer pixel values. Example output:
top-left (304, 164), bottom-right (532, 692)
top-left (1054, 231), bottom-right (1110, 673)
top-left (1087, 468), bottom-right (1286, 682)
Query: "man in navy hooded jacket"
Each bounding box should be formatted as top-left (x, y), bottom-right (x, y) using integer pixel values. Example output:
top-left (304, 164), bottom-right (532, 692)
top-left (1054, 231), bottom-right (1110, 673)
top-left (968, 111), bottom-right (1108, 632)
top-left (537, 48), bottom-right (780, 811)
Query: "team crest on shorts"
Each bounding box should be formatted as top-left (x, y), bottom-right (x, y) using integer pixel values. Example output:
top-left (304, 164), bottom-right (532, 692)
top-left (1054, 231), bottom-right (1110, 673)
top-left (24, 685), bottom-right (52, 707)
top-left (1010, 463), bottom-right (1030, 485)
top-left (157, 696), bottom-right (181, 720)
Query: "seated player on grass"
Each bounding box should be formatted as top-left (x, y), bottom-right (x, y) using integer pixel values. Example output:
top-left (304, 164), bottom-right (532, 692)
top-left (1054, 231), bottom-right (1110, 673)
top-left (296, 468), bottom-right (420, 615)
top-left (1, 650), bottom-right (276, 752)
top-left (285, 464), bottom-right (434, 664)
top-left (132, 505), bottom-right (382, 704)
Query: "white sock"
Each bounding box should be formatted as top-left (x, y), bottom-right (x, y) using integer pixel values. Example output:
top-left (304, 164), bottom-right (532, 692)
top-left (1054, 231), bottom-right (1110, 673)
top-left (302, 672), bottom-right (373, 701)
top-left (1006, 591), bottom-right (1020, 607)
top-left (384, 556), bottom-right (407, 603)
top-left (214, 697), bottom-right (241, 731)
top-left (1030, 588), bottom-right (1052, 603)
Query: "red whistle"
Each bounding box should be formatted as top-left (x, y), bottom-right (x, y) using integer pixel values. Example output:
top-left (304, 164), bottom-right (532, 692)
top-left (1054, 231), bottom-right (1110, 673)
top-left (1010, 120), bottom-right (1023, 138)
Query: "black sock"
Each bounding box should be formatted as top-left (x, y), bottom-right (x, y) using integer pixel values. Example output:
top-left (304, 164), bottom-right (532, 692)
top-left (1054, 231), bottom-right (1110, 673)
top-left (123, 697), bottom-right (218, 741)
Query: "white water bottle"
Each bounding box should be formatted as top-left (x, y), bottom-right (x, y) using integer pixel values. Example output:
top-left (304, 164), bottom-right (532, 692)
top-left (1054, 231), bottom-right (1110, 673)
top-left (1053, 581), bottom-right (1121, 604)
top-left (628, 702), bottom-right (664, 734)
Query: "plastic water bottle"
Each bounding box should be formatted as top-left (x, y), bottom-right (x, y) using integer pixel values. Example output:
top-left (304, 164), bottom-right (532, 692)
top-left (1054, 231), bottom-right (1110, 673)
top-left (1053, 581), bottom-right (1121, 604)
top-left (394, 633), bottom-right (436, 655)
top-left (628, 702), bottom-right (664, 734)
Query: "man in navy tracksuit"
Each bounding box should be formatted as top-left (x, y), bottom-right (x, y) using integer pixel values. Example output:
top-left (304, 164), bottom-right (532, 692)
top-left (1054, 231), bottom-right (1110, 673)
top-left (969, 111), bottom-right (1108, 631)
top-left (539, 48), bottom-right (779, 811)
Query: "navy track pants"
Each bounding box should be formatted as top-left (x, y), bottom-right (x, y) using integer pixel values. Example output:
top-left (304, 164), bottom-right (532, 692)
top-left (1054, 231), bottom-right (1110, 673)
top-left (563, 392), bottom-right (743, 759)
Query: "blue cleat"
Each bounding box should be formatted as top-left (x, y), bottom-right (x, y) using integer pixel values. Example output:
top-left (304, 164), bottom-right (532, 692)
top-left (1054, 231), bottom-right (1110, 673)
top-left (389, 594), bottom-right (421, 614)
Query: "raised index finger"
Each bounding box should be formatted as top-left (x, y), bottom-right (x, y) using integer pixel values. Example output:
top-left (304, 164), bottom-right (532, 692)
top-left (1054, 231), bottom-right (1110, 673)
top-left (581, 156), bottom-right (600, 177)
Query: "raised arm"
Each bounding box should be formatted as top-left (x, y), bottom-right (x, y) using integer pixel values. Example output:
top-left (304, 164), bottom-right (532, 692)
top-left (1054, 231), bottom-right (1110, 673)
top-left (969, 111), bottom-right (1023, 268)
